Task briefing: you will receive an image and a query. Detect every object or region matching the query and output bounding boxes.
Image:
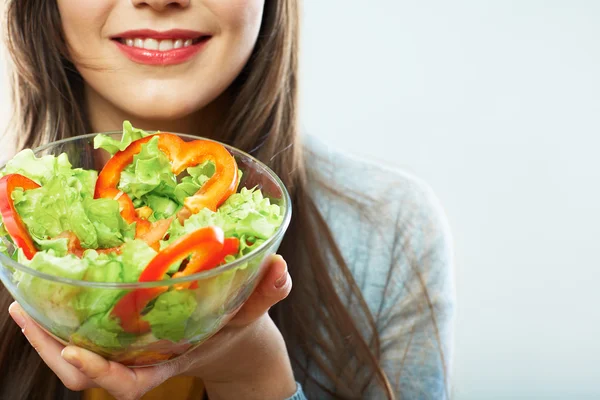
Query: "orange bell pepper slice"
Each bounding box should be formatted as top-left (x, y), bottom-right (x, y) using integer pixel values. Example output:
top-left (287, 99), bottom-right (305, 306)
top-left (110, 226), bottom-right (236, 334)
top-left (0, 174), bottom-right (41, 260)
top-left (95, 133), bottom-right (238, 220)
top-left (173, 237), bottom-right (240, 290)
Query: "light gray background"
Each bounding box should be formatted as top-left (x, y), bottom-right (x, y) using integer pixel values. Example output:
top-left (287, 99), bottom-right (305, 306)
top-left (0, 1), bottom-right (598, 399)
top-left (300, 1), bottom-right (600, 399)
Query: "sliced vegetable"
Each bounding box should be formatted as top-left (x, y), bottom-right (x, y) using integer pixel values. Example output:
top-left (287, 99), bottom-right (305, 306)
top-left (174, 237), bottom-right (240, 290)
top-left (56, 232), bottom-right (86, 258)
top-left (98, 187), bottom-right (152, 240)
top-left (135, 206), bottom-right (153, 220)
top-left (0, 174), bottom-right (41, 259)
top-left (1, 120), bottom-right (287, 355)
top-left (0, 149), bottom-right (74, 187)
top-left (137, 217), bottom-right (173, 251)
top-left (93, 120), bottom-right (152, 156)
top-left (57, 231), bottom-right (124, 258)
top-left (110, 286), bottom-right (166, 334)
top-left (141, 289), bottom-right (197, 342)
top-left (95, 133), bottom-right (239, 218)
top-left (110, 226), bottom-right (226, 333)
top-left (100, 187), bottom-right (138, 223)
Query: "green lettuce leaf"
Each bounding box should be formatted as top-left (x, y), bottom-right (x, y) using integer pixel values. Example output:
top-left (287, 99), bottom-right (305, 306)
top-left (142, 289), bottom-right (197, 342)
top-left (173, 161), bottom-right (215, 204)
top-left (14, 238), bottom-right (159, 340)
top-left (95, 123), bottom-right (228, 222)
top-left (117, 138), bottom-right (217, 220)
top-left (117, 136), bottom-right (184, 219)
top-left (144, 195), bottom-right (180, 221)
top-left (84, 198), bottom-right (135, 248)
top-left (14, 174), bottom-right (133, 250)
top-left (93, 120), bottom-right (153, 156)
top-left (164, 187), bottom-right (283, 253)
top-left (74, 253), bottom-right (124, 320)
top-left (13, 177), bottom-right (98, 248)
top-left (118, 136), bottom-right (177, 199)
top-left (0, 222), bottom-right (9, 255)
top-left (72, 312), bottom-right (124, 349)
top-left (16, 250), bottom-right (88, 329)
top-left (70, 169), bottom-right (98, 199)
top-left (119, 239), bottom-right (157, 283)
top-left (33, 237), bottom-right (69, 256)
top-left (0, 149), bottom-right (73, 185)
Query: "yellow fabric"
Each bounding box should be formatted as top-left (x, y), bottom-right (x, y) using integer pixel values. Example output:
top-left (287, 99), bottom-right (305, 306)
top-left (84, 376), bottom-right (204, 400)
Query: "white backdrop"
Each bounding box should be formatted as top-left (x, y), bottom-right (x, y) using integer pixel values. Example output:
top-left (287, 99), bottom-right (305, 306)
top-left (0, 1), bottom-right (598, 399)
top-left (300, 1), bottom-right (600, 399)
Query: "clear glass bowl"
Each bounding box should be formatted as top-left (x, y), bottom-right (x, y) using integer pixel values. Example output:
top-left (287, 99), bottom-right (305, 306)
top-left (0, 132), bottom-right (291, 367)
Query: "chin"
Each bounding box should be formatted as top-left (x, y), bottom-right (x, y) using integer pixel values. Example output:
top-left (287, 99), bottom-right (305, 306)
top-left (127, 103), bottom-right (198, 122)
top-left (84, 76), bottom-right (228, 134)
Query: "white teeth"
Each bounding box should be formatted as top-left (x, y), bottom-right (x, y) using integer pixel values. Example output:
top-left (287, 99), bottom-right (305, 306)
top-left (158, 39), bottom-right (174, 51)
top-left (123, 38), bottom-right (195, 51)
top-left (143, 38), bottom-right (159, 50)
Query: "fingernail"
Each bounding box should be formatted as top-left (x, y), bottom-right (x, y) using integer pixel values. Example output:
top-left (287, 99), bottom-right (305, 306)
top-left (8, 303), bottom-right (26, 329)
top-left (275, 273), bottom-right (288, 288)
top-left (62, 348), bottom-right (82, 369)
top-left (274, 262), bottom-right (288, 289)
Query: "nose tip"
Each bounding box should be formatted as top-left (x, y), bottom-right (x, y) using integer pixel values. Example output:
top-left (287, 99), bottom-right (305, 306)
top-left (131, 0), bottom-right (190, 11)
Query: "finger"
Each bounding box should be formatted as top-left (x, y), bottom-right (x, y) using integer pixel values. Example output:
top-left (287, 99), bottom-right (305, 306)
top-left (62, 346), bottom-right (175, 400)
top-left (229, 254), bottom-right (292, 327)
top-left (8, 302), bottom-right (94, 392)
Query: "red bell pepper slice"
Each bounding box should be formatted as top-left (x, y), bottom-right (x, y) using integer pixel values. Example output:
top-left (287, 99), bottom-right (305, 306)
top-left (100, 187), bottom-right (138, 223)
top-left (0, 174), bottom-right (41, 260)
top-left (174, 237), bottom-right (240, 290)
top-left (94, 187), bottom-right (171, 248)
top-left (110, 286), bottom-right (166, 334)
top-left (137, 217), bottom-right (173, 252)
top-left (56, 216), bottom-right (172, 258)
top-left (95, 133), bottom-right (239, 219)
top-left (54, 232), bottom-right (86, 258)
top-left (110, 226), bottom-right (229, 333)
top-left (96, 187), bottom-right (152, 240)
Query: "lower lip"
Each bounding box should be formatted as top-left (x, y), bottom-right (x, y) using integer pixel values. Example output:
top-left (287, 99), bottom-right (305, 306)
top-left (114, 39), bottom-right (209, 65)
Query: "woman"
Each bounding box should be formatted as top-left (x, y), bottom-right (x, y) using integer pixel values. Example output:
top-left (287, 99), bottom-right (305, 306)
top-left (0, 0), bottom-right (455, 399)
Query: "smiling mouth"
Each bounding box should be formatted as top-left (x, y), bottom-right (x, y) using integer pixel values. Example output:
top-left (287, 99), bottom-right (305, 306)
top-left (112, 36), bottom-right (211, 52)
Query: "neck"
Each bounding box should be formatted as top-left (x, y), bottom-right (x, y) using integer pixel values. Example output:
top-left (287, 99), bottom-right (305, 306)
top-left (84, 85), bottom-right (228, 139)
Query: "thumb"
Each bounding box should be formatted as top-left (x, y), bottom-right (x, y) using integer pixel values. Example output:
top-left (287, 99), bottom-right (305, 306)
top-left (228, 254), bottom-right (291, 328)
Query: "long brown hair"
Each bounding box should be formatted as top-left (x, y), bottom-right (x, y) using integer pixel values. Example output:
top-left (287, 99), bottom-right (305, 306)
top-left (1, 1), bottom-right (445, 399)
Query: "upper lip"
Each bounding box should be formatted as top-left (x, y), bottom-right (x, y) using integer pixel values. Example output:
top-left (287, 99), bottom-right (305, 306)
top-left (111, 29), bottom-right (209, 40)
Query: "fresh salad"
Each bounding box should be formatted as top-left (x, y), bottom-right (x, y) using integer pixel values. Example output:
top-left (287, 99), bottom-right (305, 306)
top-left (0, 121), bottom-right (284, 360)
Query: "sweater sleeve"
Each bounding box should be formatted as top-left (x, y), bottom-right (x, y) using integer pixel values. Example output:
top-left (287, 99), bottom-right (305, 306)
top-left (285, 383), bottom-right (308, 400)
top-left (373, 177), bottom-right (456, 399)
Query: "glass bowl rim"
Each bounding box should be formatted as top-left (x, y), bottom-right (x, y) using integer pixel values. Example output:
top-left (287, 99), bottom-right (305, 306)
top-left (0, 131), bottom-right (292, 289)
